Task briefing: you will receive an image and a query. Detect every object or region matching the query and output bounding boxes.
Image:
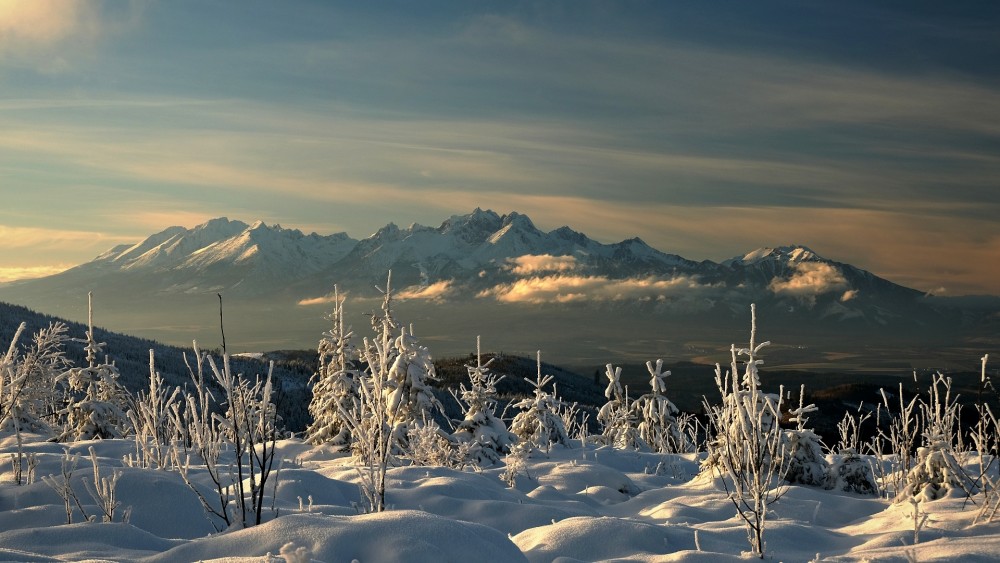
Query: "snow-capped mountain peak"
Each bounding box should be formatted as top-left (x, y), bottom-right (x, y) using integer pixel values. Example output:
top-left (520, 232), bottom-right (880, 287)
top-left (726, 245), bottom-right (820, 267)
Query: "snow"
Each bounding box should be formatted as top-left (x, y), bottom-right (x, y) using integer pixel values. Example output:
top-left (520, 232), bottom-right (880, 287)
top-left (3, 433), bottom-right (1000, 562)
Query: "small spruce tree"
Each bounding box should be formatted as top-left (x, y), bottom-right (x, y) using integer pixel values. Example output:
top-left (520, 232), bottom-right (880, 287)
top-left (305, 286), bottom-right (360, 450)
top-left (510, 351), bottom-right (569, 453)
top-left (60, 293), bottom-right (129, 441)
top-left (452, 336), bottom-right (515, 465)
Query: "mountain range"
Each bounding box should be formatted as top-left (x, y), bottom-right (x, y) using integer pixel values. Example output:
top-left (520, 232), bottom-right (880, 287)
top-left (1, 209), bottom-right (996, 367)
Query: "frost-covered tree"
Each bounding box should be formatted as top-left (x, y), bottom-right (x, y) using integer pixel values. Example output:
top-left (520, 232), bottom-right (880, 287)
top-left (452, 336), bottom-right (515, 465)
top-left (1, 322), bottom-right (71, 435)
top-left (632, 359), bottom-right (691, 453)
top-left (60, 294), bottom-right (129, 441)
top-left (510, 351), bottom-right (569, 453)
top-left (782, 385), bottom-right (829, 487)
top-left (702, 304), bottom-right (788, 559)
top-left (305, 286), bottom-right (359, 450)
top-left (334, 272), bottom-right (439, 512)
top-left (899, 373), bottom-right (975, 502)
top-left (596, 363), bottom-right (643, 450)
top-left (384, 325), bottom-right (444, 451)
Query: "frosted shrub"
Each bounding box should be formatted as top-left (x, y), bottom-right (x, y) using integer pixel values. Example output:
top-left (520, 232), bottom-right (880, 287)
top-left (0, 321), bottom-right (71, 435)
top-left (510, 351), bottom-right (569, 454)
top-left (876, 383), bottom-right (920, 497)
top-left (632, 359), bottom-right (691, 453)
top-left (825, 450), bottom-right (878, 496)
top-left (305, 286), bottom-right (359, 450)
top-left (899, 374), bottom-right (974, 502)
top-left (702, 304), bottom-right (788, 559)
top-left (407, 419), bottom-right (473, 468)
top-left (596, 364), bottom-right (643, 450)
top-left (173, 342), bottom-right (280, 529)
top-left (125, 349), bottom-right (181, 470)
top-left (501, 441), bottom-right (532, 488)
top-left (451, 337), bottom-right (515, 466)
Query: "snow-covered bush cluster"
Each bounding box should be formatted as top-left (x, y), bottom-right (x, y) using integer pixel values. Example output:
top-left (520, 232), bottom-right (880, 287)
top-left (1, 286), bottom-right (998, 561)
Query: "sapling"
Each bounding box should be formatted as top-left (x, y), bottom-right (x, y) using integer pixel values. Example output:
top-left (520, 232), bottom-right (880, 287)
top-left (305, 286), bottom-right (360, 450)
top-left (633, 359), bottom-right (690, 453)
top-left (597, 364), bottom-right (643, 450)
top-left (84, 446), bottom-right (128, 523)
top-left (702, 304), bottom-right (788, 559)
top-left (42, 451), bottom-right (90, 524)
top-left (783, 384), bottom-right (829, 487)
top-left (510, 351), bottom-right (569, 454)
top-left (60, 294), bottom-right (129, 441)
top-left (452, 337), bottom-right (515, 465)
top-left (900, 373), bottom-right (975, 502)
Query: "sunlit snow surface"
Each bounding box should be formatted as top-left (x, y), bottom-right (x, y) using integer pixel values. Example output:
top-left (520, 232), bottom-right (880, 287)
top-left (2, 433), bottom-right (1000, 562)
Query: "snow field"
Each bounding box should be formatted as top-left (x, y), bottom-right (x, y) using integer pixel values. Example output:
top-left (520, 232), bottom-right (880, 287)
top-left (3, 434), bottom-right (1000, 562)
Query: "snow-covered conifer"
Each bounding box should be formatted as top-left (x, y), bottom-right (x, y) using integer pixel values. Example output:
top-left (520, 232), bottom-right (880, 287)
top-left (782, 385), bottom-right (829, 487)
top-left (596, 364), bottom-right (643, 450)
top-left (899, 373), bottom-right (974, 502)
top-left (305, 287), bottom-right (359, 450)
top-left (60, 294), bottom-right (129, 441)
top-left (632, 359), bottom-right (690, 453)
top-left (452, 336), bottom-right (515, 465)
top-left (384, 325), bottom-right (444, 451)
top-left (510, 351), bottom-right (569, 453)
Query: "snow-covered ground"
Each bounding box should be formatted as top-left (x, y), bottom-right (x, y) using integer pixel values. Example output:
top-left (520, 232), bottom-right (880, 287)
top-left (3, 432), bottom-right (999, 562)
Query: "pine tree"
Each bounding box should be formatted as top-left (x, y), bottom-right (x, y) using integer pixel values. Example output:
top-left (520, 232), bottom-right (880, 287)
top-left (60, 293), bottom-right (129, 441)
top-left (384, 325), bottom-right (444, 452)
top-left (596, 364), bottom-right (643, 450)
top-left (782, 385), bottom-right (829, 487)
top-left (510, 351), bottom-right (569, 453)
top-left (632, 359), bottom-right (689, 453)
top-left (305, 287), bottom-right (359, 450)
top-left (452, 336), bottom-right (515, 465)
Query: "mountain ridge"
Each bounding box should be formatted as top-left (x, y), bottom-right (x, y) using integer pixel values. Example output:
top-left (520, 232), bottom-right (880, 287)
top-left (0, 209), bottom-right (995, 364)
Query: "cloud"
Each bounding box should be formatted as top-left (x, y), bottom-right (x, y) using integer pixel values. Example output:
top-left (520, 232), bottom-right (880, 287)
top-left (769, 262), bottom-right (848, 305)
top-left (479, 274), bottom-right (714, 305)
top-left (0, 0), bottom-right (94, 46)
top-left (0, 225), bottom-right (122, 249)
top-left (397, 280), bottom-right (455, 302)
top-left (508, 254), bottom-right (578, 276)
top-left (840, 289), bottom-right (859, 302)
top-left (0, 264), bottom-right (71, 283)
top-left (0, 0), bottom-right (105, 71)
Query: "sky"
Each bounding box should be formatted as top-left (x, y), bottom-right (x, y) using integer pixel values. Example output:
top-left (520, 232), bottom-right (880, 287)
top-left (1, 1), bottom-right (998, 295)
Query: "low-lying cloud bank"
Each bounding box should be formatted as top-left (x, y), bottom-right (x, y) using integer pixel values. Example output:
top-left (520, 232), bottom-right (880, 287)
top-left (478, 274), bottom-right (718, 305)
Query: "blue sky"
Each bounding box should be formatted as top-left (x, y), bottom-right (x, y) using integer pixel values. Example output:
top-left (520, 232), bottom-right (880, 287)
top-left (1, 1), bottom-right (998, 294)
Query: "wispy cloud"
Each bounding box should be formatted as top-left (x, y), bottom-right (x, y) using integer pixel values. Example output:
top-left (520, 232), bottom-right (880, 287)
top-left (0, 264), bottom-right (71, 283)
top-left (0, 224), bottom-right (124, 249)
top-left (397, 280), bottom-right (455, 302)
